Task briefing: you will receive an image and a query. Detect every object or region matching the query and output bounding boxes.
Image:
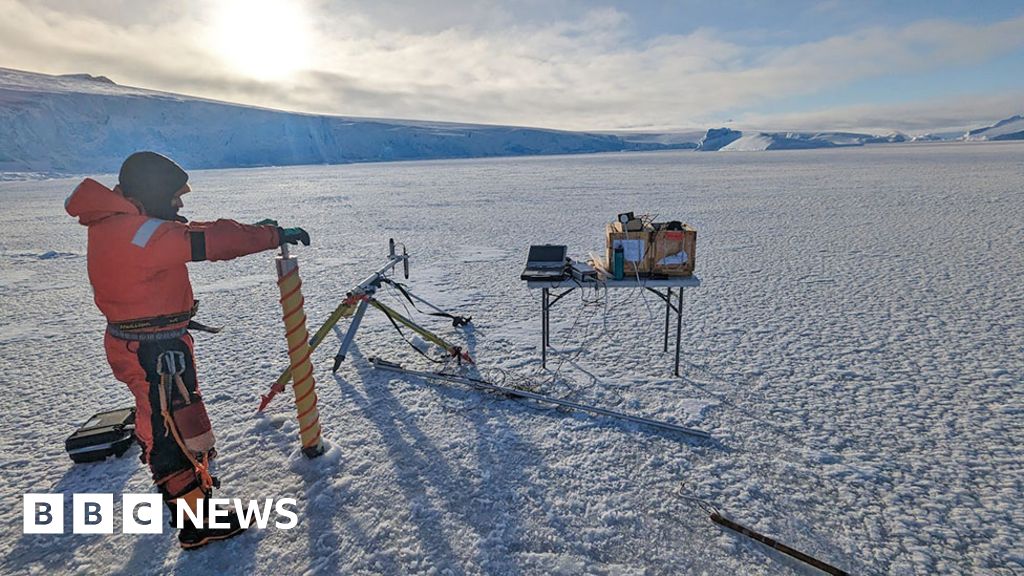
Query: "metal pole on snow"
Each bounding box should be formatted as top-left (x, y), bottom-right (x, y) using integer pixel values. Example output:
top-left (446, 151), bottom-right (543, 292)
top-left (371, 359), bottom-right (710, 440)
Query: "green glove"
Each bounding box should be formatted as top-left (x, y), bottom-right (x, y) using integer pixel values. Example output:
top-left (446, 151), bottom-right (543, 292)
top-left (253, 218), bottom-right (278, 227)
top-left (278, 227), bottom-right (310, 247)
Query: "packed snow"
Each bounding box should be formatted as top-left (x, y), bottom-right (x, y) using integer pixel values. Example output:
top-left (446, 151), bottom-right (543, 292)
top-left (1, 143), bottom-right (1022, 575)
top-left (719, 134), bottom-right (775, 152)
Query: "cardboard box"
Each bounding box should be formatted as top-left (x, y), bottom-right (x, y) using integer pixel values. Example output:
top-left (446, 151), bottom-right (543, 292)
top-left (650, 225), bottom-right (696, 276)
top-left (605, 222), bottom-right (653, 274)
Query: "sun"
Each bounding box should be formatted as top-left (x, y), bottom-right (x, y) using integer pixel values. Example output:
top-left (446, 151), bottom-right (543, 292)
top-left (210, 0), bottom-right (312, 81)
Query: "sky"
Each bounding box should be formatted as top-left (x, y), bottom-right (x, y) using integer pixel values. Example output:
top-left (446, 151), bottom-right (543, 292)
top-left (1, 0), bottom-right (1022, 133)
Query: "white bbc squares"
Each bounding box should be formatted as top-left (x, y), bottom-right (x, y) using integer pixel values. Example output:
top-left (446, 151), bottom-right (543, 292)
top-left (73, 494), bottom-right (114, 534)
top-left (122, 494), bottom-right (164, 534)
top-left (23, 494), bottom-right (64, 534)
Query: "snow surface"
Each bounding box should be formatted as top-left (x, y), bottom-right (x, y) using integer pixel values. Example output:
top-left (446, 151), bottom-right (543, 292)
top-left (719, 134), bottom-right (775, 152)
top-left (1, 144), bottom-right (1023, 575)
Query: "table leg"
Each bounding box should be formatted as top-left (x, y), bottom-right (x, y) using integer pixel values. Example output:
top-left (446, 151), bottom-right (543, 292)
top-left (674, 288), bottom-right (684, 377)
top-left (542, 288), bottom-right (548, 368)
top-left (663, 287), bottom-right (672, 352)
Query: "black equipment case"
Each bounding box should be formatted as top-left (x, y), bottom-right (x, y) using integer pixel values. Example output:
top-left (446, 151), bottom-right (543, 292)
top-left (65, 407), bottom-right (137, 463)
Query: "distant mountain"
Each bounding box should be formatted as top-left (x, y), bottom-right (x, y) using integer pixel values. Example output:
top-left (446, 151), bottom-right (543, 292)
top-left (910, 133), bottom-right (955, 142)
top-left (0, 67), bottom-right (675, 174)
top-left (1, 67), bottom-right (1020, 174)
top-left (862, 133), bottom-right (910, 144)
top-left (697, 128), bottom-right (906, 151)
top-left (696, 128), bottom-right (742, 151)
top-left (601, 130), bottom-right (701, 149)
top-left (57, 73), bottom-right (117, 85)
top-left (963, 115), bottom-right (1024, 141)
top-left (909, 115), bottom-right (1024, 142)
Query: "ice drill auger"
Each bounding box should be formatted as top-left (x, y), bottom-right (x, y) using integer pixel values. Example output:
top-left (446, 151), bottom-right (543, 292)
top-left (274, 243), bottom-right (325, 458)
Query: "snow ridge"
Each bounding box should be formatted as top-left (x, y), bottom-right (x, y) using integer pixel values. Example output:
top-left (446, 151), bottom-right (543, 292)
top-left (963, 114), bottom-right (1024, 141)
top-left (699, 129), bottom-right (907, 151)
top-left (1, 66), bottom-right (1021, 175)
top-left (0, 67), bottom-right (665, 174)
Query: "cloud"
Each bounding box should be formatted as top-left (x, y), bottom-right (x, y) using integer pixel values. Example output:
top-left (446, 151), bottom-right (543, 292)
top-left (0, 0), bottom-right (1022, 131)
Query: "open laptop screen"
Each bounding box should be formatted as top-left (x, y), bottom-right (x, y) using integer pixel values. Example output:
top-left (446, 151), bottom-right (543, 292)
top-left (527, 245), bottom-right (566, 264)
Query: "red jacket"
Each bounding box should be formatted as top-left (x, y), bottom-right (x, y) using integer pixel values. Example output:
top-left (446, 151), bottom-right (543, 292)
top-left (66, 178), bottom-right (280, 326)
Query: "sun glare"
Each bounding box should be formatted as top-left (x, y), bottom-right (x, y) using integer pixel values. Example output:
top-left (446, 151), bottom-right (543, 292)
top-left (211, 0), bottom-right (312, 81)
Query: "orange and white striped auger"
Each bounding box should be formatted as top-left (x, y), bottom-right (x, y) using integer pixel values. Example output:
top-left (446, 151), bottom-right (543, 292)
top-left (274, 244), bottom-right (325, 458)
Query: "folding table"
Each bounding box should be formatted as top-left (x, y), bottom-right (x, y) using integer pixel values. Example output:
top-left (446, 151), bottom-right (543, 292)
top-left (524, 275), bottom-right (701, 376)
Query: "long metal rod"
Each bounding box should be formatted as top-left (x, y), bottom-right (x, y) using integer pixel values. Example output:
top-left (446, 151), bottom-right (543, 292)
top-left (353, 255), bottom-right (406, 296)
top-left (711, 513), bottom-right (849, 575)
top-left (372, 360), bottom-right (711, 439)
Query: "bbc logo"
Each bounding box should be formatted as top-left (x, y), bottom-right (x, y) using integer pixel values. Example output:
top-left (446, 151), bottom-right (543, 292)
top-left (23, 494), bottom-right (163, 534)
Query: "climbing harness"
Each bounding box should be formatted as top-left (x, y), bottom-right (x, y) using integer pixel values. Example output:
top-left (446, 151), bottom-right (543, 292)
top-left (107, 300), bottom-right (222, 340)
top-left (156, 350), bottom-right (215, 491)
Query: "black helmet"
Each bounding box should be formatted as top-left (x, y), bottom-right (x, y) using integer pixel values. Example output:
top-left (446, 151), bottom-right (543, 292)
top-left (118, 151), bottom-right (188, 221)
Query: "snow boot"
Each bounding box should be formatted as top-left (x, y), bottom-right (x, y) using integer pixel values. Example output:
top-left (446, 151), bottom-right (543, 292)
top-left (178, 508), bottom-right (246, 550)
top-left (172, 488), bottom-right (246, 550)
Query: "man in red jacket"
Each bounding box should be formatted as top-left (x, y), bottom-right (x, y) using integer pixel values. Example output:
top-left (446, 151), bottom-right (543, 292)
top-left (65, 151), bottom-right (309, 549)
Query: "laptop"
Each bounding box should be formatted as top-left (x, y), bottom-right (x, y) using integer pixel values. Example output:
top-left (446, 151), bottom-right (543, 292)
top-left (520, 245), bottom-right (568, 281)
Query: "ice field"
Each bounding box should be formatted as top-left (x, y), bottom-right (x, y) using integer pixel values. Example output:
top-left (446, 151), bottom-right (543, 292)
top-left (0, 142), bottom-right (1022, 575)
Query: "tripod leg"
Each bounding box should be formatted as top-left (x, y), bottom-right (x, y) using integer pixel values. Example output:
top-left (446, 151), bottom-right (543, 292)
top-left (332, 298), bottom-right (369, 372)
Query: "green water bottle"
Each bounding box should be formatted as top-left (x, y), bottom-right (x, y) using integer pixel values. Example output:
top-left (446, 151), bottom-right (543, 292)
top-left (613, 245), bottom-right (625, 280)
